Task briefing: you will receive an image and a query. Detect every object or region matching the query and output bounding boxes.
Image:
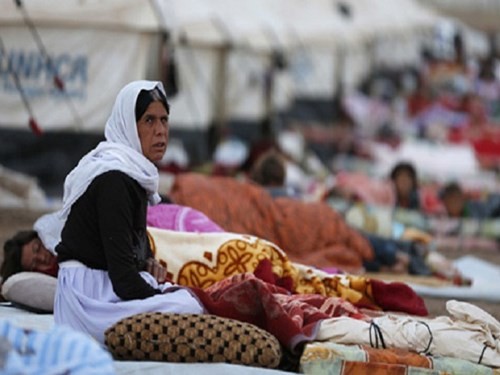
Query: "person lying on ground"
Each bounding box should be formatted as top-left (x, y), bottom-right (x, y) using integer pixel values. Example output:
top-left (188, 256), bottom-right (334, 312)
top-left (1, 230), bottom-right (58, 283)
top-left (1, 226), bottom-right (172, 285)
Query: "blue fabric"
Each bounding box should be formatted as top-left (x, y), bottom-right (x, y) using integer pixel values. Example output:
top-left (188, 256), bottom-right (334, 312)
top-left (0, 319), bottom-right (115, 374)
top-left (364, 233), bottom-right (398, 270)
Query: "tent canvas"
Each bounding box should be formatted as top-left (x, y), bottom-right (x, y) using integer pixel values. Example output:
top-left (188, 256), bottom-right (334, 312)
top-left (417, 0), bottom-right (500, 32)
top-left (0, 0), bottom-right (161, 133)
top-left (1, 0), bottom-right (478, 135)
top-left (0, 0), bottom-right (304, 133)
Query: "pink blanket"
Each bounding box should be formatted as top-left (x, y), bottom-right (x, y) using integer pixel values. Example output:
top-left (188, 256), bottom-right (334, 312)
top-left (147, 204), bottom-right (224, 233)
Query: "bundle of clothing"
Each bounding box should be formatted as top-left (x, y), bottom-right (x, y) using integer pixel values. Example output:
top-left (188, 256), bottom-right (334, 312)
top-left (316, 300), bottom-right (500, 368)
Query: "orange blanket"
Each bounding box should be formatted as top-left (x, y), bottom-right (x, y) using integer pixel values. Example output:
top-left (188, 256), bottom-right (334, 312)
top-left (169, 173), bottom-right (373, 272)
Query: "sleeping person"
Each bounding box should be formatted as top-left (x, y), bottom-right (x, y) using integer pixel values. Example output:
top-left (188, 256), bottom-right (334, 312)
top-left (1, 230), bottom-right (58, 283)
top-left (1, 202), bottom-right (224, 286)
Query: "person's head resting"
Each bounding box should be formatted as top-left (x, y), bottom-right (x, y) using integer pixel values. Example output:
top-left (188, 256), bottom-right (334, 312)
top-left (440, 182), bottom-right (466, 218)
top-left (1, 231), bottom-right (58, 282)
top-left (105, 80), bottom-right (170, 163)
top-left (390, 162), bottom-right (418, 198)
top-left (250, 150), bottom-right (286, 187)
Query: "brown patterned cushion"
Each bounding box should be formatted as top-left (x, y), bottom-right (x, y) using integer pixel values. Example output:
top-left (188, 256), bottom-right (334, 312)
top-left (105, 313), bottom-right (282, 368)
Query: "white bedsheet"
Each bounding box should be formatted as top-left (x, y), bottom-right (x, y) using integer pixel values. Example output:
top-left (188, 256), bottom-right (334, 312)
top-left (410, 256), bottom-right (500, 302)
top-left (0, 302), bottom-right (55, 331)
top-left (114, 362), bottom-right (291, 375)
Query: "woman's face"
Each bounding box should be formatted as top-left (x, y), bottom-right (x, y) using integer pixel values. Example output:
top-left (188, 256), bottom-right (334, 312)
top-left (137, 101), bottom-right (169, 162)
top-left (394, 171), bottom-right (414, 196)
top-left (21, 238), bottom-right (58, 276)
top-left (443, 192), bottom-right (465, 218)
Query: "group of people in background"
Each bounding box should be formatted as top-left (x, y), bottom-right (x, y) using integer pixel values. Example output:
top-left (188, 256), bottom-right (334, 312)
top-left (1, 30), bottom-right (500, 347)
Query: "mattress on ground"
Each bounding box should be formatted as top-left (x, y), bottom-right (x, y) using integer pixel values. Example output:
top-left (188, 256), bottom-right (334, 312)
top-left (410, 256), bottom-right (500, 302)
top-left (0, 302), bottom-right (54, 331)
top-left (0, 304), bottom-right (291, 375)
top-left (113, 362), bottom-right (292, 375)
top-left (300, 341), bottom-right (500, 375)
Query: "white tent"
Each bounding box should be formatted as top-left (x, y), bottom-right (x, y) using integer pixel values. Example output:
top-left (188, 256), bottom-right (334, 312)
top-left (417, 0), bottom-right (500, 33)
top-left (0, 0), bottom-right (161, 132)
top-left (155, 0), bottom-right (354, 129)
top-left (290, 0), bottom-right (487, 102)
top-left (0, 0), bottom-right (303, 132)
top-left (353, 0), bottom-right (438, 67)
top-left (0, 0), bottom-right (450, 134)
top-left (288, 0), bottom-right (441, 102)
top-left (0, 0), bottom-right (159, 30)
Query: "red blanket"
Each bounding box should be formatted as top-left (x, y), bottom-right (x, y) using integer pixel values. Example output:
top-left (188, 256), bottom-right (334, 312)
top-left (190, 272), bottom-right (369, 352)
top-left (190, 271), bottom-right (429, 352)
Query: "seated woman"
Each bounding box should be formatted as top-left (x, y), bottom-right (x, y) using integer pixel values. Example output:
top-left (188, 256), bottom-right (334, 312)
top-left (42, 81), bottom-right (203, 343)
top-left (389, 162), bottom-right (420, 210)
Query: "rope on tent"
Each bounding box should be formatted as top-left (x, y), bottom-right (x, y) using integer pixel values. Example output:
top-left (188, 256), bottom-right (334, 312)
top-left (13, 0), bottom-right (84, 132)
top-left (0, 36), bottom-right (42, 136)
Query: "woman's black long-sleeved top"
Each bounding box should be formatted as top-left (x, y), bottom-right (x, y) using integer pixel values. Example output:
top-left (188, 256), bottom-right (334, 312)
top-left (56, 170), bottom-right (160, 300)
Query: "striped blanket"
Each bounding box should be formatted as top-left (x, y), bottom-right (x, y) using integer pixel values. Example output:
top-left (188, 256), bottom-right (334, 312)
top-left (0, 319), bottom-right (114, 374)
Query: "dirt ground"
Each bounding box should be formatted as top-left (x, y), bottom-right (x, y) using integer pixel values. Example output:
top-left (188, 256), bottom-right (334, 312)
top-left (1, 207), bottom-right (499, 320)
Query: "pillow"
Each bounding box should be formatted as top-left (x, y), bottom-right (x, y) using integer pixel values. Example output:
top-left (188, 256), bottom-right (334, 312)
top-left (1, 272), bottom-right (56, 313)
top-left (105, 313), bottom-right (282, 368)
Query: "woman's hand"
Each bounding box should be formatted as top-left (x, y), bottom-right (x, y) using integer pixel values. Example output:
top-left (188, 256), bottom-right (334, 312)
top-left (145, 258), bottom-right (168, 284)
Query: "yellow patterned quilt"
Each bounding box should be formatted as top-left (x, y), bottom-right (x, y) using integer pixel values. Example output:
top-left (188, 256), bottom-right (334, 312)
top-left (148, 227), bottom-right (427, 316)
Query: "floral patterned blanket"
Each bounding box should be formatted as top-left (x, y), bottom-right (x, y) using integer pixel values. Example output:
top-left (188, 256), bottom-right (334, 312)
top-left (300, 341), bottom-right (500, 375)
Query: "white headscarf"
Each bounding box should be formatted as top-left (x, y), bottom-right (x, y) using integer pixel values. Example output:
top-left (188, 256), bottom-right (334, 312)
top-left (35, 80), bottom-right (165, 253)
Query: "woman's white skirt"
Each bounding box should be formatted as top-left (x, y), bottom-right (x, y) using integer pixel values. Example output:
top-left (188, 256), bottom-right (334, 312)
top-left (54, 261), bottom-right (205, 344)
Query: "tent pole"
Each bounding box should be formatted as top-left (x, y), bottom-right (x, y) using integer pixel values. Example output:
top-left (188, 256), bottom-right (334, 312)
top-left (212, 44), bottom-right (229, 147)
top-left (334, 43), bottom-right (345, 108)
top-left (264, 54), bottom-right (272, 126)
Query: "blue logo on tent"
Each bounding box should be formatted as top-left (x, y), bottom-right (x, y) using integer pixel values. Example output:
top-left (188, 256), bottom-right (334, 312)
top-left (0, 49), bottom-right (88, 99)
